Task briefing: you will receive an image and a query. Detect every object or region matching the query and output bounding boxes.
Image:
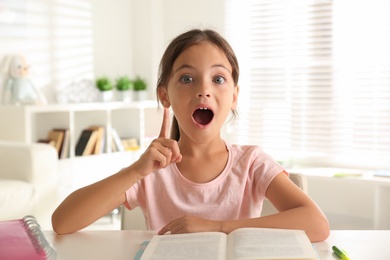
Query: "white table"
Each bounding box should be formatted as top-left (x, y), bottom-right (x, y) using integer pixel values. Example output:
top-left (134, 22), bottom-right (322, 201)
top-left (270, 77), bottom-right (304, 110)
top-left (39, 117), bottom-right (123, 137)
top-left (44, 230), bottom-right (390, 259)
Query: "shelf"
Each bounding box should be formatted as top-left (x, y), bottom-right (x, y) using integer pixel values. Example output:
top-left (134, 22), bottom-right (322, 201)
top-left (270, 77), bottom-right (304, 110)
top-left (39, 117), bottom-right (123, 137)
top-left (0, 101), bottom-right (163, 180)
top-left (3, 100), bottom-right (160, 112)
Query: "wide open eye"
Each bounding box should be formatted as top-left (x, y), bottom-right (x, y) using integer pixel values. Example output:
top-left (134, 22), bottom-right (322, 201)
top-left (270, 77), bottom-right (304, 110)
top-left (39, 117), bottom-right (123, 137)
top-left (214, 76), bottom-right (226, 84)
top-left (180, 75), bottom-right (194, 84)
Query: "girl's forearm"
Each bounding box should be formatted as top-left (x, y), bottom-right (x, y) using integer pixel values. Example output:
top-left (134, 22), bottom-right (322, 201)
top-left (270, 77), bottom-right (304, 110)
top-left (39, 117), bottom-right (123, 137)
top-left (51, 165), bottom-right (141, 234)
top-left (220, 206), bottom-right (330, 242)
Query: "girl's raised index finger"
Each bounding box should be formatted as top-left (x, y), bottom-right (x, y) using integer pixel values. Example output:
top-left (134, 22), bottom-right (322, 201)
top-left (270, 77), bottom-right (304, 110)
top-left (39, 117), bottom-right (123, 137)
top-left (158, 108), bottom-right (170, 139)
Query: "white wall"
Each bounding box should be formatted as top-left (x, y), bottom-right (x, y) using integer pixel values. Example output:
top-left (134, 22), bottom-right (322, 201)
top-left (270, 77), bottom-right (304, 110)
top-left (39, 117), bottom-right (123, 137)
top-left (92, 0), bottom-right (133, 80)
top-left (129, 0), bottom-right (226, 99)
top-left (162, 0), bottom-right (226, 40)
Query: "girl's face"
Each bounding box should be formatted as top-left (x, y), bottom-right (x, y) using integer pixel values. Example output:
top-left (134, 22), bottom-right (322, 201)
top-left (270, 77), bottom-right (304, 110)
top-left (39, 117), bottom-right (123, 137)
top-left (159, 42), bottom-right (238, 144)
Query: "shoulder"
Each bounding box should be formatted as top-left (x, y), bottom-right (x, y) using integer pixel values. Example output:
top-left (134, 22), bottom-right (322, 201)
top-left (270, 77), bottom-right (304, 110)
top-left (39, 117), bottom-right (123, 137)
top-left (225, 141), bottom-right (283, 174)
top-left (226, 141), bottom-right (269, 161)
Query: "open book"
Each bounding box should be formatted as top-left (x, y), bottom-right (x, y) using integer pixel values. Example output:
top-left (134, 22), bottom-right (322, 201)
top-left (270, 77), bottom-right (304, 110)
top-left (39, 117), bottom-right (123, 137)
top-left (139, 228), bottom-right (317, 260)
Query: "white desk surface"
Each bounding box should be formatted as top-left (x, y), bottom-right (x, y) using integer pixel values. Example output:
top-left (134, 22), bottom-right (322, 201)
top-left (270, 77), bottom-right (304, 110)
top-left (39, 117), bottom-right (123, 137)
top-left (44, 230), bottom-right (390, 260)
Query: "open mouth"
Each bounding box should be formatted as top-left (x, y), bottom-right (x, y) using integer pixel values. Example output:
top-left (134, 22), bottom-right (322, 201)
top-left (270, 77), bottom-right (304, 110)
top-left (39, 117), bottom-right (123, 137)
top-left (192, 107), bottom-right (214, 125)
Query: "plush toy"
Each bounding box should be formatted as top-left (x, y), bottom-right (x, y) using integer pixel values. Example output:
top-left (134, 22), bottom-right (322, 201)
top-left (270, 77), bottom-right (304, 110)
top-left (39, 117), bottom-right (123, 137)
top-left (1, 55), bottom-right (46, 105)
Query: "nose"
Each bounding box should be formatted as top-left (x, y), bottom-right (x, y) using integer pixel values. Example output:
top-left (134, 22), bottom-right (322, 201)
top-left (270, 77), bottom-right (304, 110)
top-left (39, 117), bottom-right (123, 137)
top-left (197, 81), bottom-right (211, 98)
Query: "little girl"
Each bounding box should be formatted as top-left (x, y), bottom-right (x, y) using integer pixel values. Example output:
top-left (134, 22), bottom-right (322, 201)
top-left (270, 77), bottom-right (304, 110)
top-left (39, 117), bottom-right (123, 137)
top-left (52, 29), bottom-right (329, 242)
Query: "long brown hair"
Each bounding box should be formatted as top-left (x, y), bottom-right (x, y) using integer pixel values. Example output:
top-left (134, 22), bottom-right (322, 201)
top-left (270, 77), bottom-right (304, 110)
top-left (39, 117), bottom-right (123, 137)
top-left (157, 29), bottom-right (240, 141)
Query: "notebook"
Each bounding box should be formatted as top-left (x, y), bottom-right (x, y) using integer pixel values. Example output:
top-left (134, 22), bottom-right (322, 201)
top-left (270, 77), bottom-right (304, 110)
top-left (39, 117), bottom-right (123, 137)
top-left (0, 215), bottom-right (56, 260)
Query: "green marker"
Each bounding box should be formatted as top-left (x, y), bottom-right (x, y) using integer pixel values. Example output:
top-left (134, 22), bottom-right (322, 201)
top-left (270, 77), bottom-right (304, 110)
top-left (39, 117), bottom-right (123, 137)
top-left (332, 245), bottom-right (350, 260)
top-left (333, 173), bottom-right (363, 178)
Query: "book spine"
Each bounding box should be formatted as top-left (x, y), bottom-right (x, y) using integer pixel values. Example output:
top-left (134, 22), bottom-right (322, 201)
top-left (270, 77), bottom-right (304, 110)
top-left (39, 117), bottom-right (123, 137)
top-left (22, 215), bottom-right (57, 260)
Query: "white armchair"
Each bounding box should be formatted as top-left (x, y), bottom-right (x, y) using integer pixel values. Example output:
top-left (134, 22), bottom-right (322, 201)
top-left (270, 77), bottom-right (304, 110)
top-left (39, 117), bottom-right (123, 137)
top-left (0, 141), bottom-right (58, 228)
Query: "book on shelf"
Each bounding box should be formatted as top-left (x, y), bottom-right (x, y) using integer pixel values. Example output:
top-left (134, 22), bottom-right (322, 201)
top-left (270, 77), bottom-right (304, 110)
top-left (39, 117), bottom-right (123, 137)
top-left (37, 138), bottom-right (56, 147)
top-left (53, 128), bottom-right (70, 159)
top-left (121, 137), bottom-right (140, 151)
top-left (111, 128), bottom-right (124, 152)
top-left (139, 228), bottom-right (318, 260)
top-left (75, 128), bottom-right (99, 156)
top-left (47, 129), bottom-right (65, 157)
top-left (87, 125), bottom-right (105, 154)
top-left (0, 215), bottom-right (56, 260)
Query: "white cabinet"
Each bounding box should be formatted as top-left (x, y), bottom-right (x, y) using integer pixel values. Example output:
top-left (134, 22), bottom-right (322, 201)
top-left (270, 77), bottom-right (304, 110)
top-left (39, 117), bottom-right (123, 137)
top-left (0, 101), bottom-right (163, 192)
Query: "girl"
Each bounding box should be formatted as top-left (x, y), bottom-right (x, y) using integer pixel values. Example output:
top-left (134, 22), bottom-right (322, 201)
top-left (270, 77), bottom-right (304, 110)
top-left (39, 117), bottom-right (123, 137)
top-left (52, 29), bottom-right (329, 242)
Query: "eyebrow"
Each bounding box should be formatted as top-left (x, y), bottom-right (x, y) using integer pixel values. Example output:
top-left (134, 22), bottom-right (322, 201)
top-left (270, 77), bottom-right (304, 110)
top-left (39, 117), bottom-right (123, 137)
top-left (174, 64), bottom-right (194, 74)
top-left (173, 64), bottom-right (232, 74)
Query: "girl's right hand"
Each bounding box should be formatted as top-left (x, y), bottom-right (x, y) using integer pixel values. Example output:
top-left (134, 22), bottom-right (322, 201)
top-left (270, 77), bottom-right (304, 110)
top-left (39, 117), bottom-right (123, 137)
top-left (132, 108), bottom-right (182, 178)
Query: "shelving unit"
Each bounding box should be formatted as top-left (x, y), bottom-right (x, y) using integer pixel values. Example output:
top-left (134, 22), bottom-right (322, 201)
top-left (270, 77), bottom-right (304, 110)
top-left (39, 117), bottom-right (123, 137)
top-left (0, 101), bottom-right (162, 154)
top-left (0, 101), bottom-right (163, 192)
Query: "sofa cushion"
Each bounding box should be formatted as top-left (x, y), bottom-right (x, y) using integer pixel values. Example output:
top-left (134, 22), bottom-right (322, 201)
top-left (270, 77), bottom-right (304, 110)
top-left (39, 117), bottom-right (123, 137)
top-left (0, 180), bottom-right (34, 221)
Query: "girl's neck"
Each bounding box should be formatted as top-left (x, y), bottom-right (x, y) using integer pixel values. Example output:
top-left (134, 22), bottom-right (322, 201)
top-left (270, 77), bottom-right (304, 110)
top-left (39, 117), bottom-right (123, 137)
top-left (178, 135), bottom-right (227, 157)
top-left (176, 136), bottom-right (229, 183)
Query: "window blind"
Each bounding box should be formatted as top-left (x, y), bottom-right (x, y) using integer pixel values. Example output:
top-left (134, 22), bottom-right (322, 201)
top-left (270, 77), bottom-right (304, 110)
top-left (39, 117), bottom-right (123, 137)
top-left (225, 0), bottom-right (390, 169)
top-left (0, 0), bottom-right (94, 103)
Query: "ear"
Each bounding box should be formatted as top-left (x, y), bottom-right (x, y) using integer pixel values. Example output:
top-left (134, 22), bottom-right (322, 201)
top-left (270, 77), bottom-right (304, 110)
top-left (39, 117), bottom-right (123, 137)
top-left (158, 86), bottom-right (170, 108)
top-left (231, 85), bottom-right (239, 110)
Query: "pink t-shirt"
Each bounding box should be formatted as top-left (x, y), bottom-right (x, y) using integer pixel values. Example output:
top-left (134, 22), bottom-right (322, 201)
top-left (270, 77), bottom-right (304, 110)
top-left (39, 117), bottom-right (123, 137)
top-left (125, 142), bottom-right (284, 230)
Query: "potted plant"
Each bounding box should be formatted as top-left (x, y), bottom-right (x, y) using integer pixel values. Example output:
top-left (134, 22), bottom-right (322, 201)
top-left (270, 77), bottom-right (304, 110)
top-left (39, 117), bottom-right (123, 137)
top-left (115, 76), bottom-right (133, 102)
top-left (96, 77), bottom-right (113, 102)
top-left (133, 76), bottom-right (148, 101)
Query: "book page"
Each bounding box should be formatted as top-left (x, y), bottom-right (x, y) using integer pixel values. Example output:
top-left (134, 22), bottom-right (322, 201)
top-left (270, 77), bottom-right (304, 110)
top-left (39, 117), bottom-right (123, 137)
top-left (140, 232), bottom-right (227, 260)
top-left (227, 228), bottom-right (317, 260)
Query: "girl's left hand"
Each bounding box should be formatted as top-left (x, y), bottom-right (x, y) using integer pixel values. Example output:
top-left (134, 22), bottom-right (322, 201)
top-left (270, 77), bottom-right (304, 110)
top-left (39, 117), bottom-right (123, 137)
top-left (158, 215), bottom-right (220, 235)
